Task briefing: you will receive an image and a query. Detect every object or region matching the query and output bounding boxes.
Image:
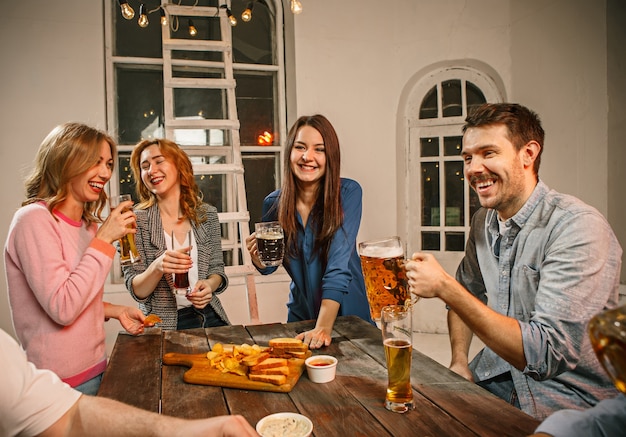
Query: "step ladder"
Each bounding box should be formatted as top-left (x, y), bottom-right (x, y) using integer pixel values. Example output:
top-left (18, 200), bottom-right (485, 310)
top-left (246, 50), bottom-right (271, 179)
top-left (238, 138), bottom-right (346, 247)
top-left (161, 2), bottom-right (259, 324)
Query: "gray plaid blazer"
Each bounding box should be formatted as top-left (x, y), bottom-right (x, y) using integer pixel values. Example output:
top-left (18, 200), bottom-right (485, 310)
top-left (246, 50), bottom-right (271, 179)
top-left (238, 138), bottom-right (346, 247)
top-left (122, 202), bottom-right (230, 330)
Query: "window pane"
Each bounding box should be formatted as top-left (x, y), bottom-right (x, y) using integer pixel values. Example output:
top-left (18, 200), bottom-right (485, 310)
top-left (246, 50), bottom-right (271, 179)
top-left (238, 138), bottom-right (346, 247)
top-left (420, 137), bottom-right (439, 157)
top-left (445, 232), bottom-right (465, 251)
top-left (118, 155), bottom-right (137, 199)
top-left (113, 2), bottom-right (162, 58)
top-left (443, 136), bottom-right (463, 156)
top-left (236, 72), bottom-right (276, 147)
top-left (115, 66), bottom-right (164, 144)
top-left (470, 189), bottom-right (481, 222)
top-left (422, 232), bottom-right (440, 251)
top-left (445, 161), bottom-right (464, 226)
top-left (243, 154), bottom-right (279, 231)
top-left (168, 14), bottom-right (222, 44)
top-left (466, 81), bottom-right (486, 115)
top-left (196, 173), bottom-right (225, 212)
top-left (173, 87), bottom-right (227, 120)
top-left (419, 86), bottom-right (438, 119)
top-left (231, 0), bottom-right (274, 64)
top-left (421, 162), bottom-right (440, 226)
top-left (442, 79), bottom-right (462, 117)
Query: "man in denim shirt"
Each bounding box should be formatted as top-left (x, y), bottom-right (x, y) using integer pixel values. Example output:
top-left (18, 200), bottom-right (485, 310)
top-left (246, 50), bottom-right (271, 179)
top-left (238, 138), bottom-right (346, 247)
top-left (405, 103), bottom-right (622, 420)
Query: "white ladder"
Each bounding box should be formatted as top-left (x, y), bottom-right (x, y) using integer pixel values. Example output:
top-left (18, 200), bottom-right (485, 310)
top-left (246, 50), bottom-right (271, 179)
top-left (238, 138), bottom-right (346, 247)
top-left (161, 3), bottom-right (259, 324)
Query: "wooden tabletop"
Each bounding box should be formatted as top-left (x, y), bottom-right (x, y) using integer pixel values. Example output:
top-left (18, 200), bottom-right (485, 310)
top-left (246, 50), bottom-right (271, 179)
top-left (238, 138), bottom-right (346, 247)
top-left (98, 316), bottom-right (539, 436)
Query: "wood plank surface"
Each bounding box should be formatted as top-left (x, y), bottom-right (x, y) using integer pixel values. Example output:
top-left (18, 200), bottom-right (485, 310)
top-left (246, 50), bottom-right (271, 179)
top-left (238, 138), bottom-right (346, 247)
top-left (161, 328), bottom-right (227, 419)
top-left (98, 316), bottom-right (541, 436)
top-left (97, 329), bottom-right (161, 412)
top-left (333, 316), bottom-right (541, 436)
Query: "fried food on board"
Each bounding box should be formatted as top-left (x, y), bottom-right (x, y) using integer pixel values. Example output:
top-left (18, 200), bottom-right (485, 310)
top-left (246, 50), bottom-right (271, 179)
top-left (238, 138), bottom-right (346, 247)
top-left (205, 338), bottom-right (308, 385)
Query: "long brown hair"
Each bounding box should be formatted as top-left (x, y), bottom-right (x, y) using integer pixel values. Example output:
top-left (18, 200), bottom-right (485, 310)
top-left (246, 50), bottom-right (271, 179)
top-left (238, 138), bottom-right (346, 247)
top-left (23, 122), bottom-right (116, 224)
top-left (278, 114), bottom-right (343, 266)
top-left (130, 138), bottom-right (205, 224)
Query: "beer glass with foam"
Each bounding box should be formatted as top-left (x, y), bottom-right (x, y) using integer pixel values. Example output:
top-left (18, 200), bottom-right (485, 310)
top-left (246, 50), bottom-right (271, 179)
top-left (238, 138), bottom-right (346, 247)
top-left (588, 304), bottom-right (626, 394)
top-left (381, 305), bottom-right (414, 413)
top-left (171, 230), bottom-right (192, 295)
top-left (358, 236), bottom-right (409, 323)
top-left (255, 221), bottom-right (284, 267)
top-left (111, 194), bottom-right (141, 265)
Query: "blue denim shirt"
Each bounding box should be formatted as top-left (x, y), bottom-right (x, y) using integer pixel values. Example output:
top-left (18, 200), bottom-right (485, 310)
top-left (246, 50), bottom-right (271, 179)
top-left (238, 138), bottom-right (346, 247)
top-left (456, 181), bottom-right (622, 419)
top-left (258, 178), bottom-right (374, 325)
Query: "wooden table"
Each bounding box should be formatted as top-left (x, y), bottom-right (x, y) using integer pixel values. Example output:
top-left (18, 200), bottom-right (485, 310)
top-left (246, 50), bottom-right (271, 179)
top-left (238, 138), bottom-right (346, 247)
top-left (98, 316), bottom-right (539, 436)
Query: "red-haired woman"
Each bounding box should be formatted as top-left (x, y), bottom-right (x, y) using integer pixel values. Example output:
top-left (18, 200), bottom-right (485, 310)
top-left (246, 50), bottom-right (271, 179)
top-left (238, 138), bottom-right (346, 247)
top-left (123, 139), bottom-right (230, 330)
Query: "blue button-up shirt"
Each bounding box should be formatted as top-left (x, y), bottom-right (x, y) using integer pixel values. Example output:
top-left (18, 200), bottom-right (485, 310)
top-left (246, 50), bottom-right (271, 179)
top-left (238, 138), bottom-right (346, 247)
top-left (456, 181), bottom-right (622, 419)
top-left (258, 178), bottom-right (373, 325)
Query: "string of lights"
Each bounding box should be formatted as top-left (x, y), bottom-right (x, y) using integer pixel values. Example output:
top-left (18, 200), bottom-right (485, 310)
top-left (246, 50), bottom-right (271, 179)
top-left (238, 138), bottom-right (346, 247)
top-left (117, 0), bottom-right (302, 34)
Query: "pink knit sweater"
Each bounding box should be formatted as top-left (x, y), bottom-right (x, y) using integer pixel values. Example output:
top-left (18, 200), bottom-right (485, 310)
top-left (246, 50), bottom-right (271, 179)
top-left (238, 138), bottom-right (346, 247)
top-left (5, 202), bottom-right (115, 386)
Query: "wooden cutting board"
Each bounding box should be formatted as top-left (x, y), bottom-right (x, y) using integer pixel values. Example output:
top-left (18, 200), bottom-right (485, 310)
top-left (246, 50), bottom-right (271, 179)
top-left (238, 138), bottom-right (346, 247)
top-left (162, 351), bottom-right (311, 393)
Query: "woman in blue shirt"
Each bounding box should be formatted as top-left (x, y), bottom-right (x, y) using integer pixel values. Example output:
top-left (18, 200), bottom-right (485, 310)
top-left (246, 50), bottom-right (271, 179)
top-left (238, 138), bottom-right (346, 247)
top-left (246, 114), bottom-right (373, 349)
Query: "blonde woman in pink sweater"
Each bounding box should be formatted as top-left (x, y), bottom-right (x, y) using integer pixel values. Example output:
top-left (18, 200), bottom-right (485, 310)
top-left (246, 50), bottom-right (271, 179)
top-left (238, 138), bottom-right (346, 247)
top-left (4, 123), bottom-right (147, 395)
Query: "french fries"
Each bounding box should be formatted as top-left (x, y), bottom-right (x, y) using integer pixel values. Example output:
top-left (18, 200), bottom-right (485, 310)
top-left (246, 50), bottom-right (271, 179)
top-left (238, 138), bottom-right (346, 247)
top-left (205, 338), bottom-right (308, 385)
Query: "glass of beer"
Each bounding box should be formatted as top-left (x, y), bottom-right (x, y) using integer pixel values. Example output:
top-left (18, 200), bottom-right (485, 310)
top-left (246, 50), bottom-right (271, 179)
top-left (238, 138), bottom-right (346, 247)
top-left (381, 305), bottom-right (414, 413)
top-left (111, 194), bottom-right (140, 265)
top-left (588, 304), bottom-right (626, 394)
top-left (255, 221), bottom-right (284, 267)
top-left (171, 230), bottom-right (192, 295)
top-left (358, 236), bottom-right (409, 323)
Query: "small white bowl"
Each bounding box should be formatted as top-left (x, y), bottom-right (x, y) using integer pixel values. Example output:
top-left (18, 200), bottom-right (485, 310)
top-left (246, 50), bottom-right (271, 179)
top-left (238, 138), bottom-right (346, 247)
top-left (304, 354), bottom-right (338, 383)
top-left (256, 412), bottom-right (313, 437)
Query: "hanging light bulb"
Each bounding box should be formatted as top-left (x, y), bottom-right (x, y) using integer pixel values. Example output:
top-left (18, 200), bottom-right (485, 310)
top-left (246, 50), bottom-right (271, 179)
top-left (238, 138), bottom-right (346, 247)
top-left (138, 3), bottom-right (149, 28)
top-left (226, 8), bottom-right (237, 26)
top-left (159, 7), bottom-right (168, 26)
top-left (220, 4), bottom-right (237, 26)
top-left (118, 0), bottom-right (135, 20)
top-left (290, 0), bottom-right (303, 14)
top-left (241, 2), bottom-right (254, 22)
top-left (188, 19), bottom-right (198, 36)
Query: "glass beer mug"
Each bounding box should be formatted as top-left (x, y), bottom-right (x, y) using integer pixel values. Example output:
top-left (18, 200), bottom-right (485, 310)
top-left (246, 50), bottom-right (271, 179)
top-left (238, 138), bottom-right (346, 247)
top-left (588, 304), bottom-right (626, 394)
top-left (358, 236), bottom-right (410, 323)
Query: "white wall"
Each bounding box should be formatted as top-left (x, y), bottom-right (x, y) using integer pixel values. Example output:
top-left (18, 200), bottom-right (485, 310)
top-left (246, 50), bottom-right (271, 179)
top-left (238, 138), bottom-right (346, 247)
top-left (1, 0), bottom-right (108, 338)
top-left (1, 0), bottom-right (623, 344)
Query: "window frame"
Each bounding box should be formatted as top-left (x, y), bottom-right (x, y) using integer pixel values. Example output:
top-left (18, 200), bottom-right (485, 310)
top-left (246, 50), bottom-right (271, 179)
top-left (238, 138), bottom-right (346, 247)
top-left (404, 66), bottom-right (503, 274)
top-left (103, 0), bottom-right (288, 281)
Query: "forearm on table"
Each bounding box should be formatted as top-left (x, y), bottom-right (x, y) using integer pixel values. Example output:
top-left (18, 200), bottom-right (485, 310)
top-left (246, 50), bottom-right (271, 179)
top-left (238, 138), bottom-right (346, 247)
top-left (440, 279), bottom-right (526, 370)
top-left (315, 299), bottom-right (341, 333)
top-left (49, 395), bottom-right (192, 437)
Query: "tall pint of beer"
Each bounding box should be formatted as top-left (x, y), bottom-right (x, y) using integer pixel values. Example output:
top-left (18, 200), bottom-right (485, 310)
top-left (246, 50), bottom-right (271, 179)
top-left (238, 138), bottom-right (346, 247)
top-left (588, 304), bottom-right (626, 394)
top-left (358, 236), bottom-right (409, 322)
top-left (381, 305), bottom-right (414, 413)
top-left (111, 194), bottom-right (141, 265)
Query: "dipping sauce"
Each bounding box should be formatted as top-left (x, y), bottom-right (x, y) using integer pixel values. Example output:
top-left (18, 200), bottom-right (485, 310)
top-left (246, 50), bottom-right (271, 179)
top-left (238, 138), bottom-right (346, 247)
top-left (257, 414), bottom-right (312, 437)
top-left (308, 359), bottom-right (334, 367)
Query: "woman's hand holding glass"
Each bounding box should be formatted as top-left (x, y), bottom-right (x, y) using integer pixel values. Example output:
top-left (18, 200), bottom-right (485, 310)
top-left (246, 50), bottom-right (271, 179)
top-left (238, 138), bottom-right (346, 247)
top-left (245, 232), bottom-right (264, 269)
top-left (97, 199), bottom-right (136, 244)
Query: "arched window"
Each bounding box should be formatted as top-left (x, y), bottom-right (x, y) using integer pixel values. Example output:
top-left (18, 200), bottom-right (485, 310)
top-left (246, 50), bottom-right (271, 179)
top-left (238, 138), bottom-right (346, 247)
top-left (403, 66), bottom-right (503, 274)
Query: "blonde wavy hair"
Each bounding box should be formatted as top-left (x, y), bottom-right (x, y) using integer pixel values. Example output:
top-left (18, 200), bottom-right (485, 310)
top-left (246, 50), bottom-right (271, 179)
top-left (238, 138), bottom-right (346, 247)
top-left (23, 122), bottom-right (116, 224)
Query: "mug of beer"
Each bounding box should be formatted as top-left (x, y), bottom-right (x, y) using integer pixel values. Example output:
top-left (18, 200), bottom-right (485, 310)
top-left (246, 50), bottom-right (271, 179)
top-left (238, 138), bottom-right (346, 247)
top-left (171, 230), bottom-right (192, 295)
top-left (255, 221), bottom-right (285, 267)
top-left (588, 304), bottom-right (626, 394)
top-left (381, 305), bottom-right (414, 413)
top-left (111, 194), bottom-right (141, 265)
top-left (358, 236), bottom-right (409, 323)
